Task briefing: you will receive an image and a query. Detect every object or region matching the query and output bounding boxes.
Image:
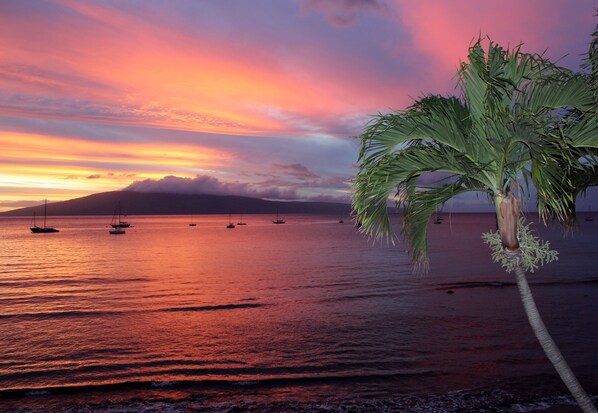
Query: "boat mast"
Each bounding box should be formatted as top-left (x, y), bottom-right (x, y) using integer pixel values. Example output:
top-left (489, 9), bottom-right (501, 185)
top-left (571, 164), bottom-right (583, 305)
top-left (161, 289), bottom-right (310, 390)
top-left (44, 199), bottom-right (47, 228)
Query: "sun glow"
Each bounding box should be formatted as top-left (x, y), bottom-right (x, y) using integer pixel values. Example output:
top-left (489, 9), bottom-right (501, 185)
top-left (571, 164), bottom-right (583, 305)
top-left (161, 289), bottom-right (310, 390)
top-left (0, 131), bottom-right (233, 210)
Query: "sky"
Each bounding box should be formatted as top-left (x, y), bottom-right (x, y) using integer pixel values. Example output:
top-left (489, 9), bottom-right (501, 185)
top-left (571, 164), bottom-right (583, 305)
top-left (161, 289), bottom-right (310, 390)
top-left (1, 0), bottom-right (597, 212)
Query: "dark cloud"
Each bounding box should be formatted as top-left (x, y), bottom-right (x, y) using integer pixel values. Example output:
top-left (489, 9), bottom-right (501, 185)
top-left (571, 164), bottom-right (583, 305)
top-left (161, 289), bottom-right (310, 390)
top-left (306, 193), bottom-right (350, 203)
top-left (125, 175), bottom-right (300, 201)
top-left (271, 163), bottom-right (320, 179)
top-left (303, 0), bottom-right (389, 27)
top-left (124, 173), bottom-right (351, 202)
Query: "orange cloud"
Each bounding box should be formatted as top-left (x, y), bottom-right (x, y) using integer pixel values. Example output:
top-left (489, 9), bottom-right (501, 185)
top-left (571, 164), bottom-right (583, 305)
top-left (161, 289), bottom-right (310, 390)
top-left (0, 1), bottom-right (413, 137)
top-left (0, 130), bottom-right (233, 207)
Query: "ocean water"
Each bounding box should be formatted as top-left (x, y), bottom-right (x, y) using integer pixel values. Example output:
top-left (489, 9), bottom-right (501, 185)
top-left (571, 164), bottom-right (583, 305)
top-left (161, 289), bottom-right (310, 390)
top-left (0, 213), bottom-right (596, 412)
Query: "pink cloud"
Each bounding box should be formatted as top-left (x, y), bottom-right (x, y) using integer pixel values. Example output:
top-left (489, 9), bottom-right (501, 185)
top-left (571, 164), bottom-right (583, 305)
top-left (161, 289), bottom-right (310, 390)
top-left (395, 0), bottom-right (592, 76)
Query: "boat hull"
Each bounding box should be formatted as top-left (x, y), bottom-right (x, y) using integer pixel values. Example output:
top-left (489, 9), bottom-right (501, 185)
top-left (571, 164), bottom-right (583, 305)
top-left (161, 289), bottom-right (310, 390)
top-left (110, 223), bottom-right (131, 228)
top-left (30, 226), bottom-right (59, 233)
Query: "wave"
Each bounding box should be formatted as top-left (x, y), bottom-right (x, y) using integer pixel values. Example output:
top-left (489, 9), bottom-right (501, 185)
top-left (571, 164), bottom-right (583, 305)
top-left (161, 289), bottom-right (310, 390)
top-left (0, 302), bottom-right (268, 320)
top-left (0, 276), bottom-right (152, 288)
top-left (0, 377), bottom-right (591, 413)
top-left (162, 303), bottom-right (266, 312)
top-left (436, 276), bottom-right (598, 291)
top-left (0, 371), bottom-right (444, 398)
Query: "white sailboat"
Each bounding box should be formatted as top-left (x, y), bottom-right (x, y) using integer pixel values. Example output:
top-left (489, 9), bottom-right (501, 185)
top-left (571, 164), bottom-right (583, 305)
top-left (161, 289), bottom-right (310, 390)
top-left (30, 199), bottom-right (59, 233)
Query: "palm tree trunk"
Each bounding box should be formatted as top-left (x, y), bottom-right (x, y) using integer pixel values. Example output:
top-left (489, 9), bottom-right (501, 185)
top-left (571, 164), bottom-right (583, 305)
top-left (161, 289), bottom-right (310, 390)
top-left (510, 253), bottom-right (597, 413)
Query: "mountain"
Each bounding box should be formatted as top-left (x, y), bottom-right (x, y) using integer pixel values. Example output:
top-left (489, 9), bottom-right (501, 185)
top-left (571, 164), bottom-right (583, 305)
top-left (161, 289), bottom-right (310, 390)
top-left (0, 191), bottom-right (351, 216)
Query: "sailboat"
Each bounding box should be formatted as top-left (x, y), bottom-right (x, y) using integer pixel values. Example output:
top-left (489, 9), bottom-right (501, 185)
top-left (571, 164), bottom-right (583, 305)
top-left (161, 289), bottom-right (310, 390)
top-left (273, 207), bottom-right (285, 224)
top-left (109, 202), bottom-right (129, 234)
top-left (109, 227), bottom-right (126, 235)
top-left (110, 201), bottom-right (131, 228)
top-left (226, 213), bottom-right (235, 229)
top-left (189, 216), bottom-right (197, 227)
top-left (237, 214), bottom-right (247, 225)
top-left (30, 199), bottom-right (59, 233)
top-left (433, 204), bottom-right (444, 224)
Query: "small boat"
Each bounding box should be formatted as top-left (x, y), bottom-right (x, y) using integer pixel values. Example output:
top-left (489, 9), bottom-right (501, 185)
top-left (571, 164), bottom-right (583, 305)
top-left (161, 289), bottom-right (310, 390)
top-left (273, 208), bottom-right (285, 224)
top-left (110, 201), bottom-right (131, 228)
top-left (433, 205), bottom-right (443, 224)
top-left (227, 213), bottom-right (235, 229)
top-left (30, 199), bottom-right (59, 233)
top-left (110, 201), bottom-right (131, 232)
top-left (586, 216), bottom-right (594, 222)
top-left (237, 214), bottom-right (247, 225)
top-left (189, 223), bottom-right (197, 227)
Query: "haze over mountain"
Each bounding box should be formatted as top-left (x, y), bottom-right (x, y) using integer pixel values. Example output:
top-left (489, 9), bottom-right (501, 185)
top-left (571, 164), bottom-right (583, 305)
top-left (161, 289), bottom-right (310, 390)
top-left (0, 191), bottom-right (351, 217)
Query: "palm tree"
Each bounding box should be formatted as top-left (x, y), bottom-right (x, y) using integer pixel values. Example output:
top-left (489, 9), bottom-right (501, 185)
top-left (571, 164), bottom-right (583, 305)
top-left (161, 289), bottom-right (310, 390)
top-left (352, 39), bottom-right (597, 412)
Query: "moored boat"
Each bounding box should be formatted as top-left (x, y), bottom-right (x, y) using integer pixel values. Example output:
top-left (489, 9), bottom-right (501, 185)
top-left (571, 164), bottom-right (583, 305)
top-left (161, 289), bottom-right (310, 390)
top-left (30, 199), bottom-right (59, 233)
top-left (110, 201), bottom-right (130, 233)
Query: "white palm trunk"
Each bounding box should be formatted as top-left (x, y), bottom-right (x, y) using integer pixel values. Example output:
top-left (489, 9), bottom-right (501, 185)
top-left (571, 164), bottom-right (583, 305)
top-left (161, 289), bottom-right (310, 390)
top-left (511, 255), bottom-right (597, 413)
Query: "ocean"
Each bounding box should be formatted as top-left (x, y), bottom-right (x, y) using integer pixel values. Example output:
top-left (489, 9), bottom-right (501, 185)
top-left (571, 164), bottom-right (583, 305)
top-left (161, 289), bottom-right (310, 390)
top-left (0, 213), bottom-right (596, 412)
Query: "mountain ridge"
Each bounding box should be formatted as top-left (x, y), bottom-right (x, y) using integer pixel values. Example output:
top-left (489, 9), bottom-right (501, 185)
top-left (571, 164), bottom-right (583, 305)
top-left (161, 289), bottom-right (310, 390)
top-left (0, 191), bottom-right (351, 216)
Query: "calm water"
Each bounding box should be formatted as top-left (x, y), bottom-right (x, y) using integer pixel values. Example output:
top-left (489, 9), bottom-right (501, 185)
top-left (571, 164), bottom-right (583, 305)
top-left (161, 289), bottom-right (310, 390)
top-left (0, 213), bottom-right (596, 412)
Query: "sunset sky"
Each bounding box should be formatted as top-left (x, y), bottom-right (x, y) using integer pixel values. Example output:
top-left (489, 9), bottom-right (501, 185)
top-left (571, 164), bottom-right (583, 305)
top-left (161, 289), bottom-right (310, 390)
top-left (1, 0), bottom-right (596, 212)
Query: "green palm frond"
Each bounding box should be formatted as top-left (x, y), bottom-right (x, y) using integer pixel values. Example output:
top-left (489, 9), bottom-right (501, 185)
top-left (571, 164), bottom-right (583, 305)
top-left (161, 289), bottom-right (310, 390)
top-left (522, 74), bottom-right (594, 115)
top-left (566, 116), bottom-right (598, 148)
top-left (400, 180), bottom-right (481, 267)
top-left (353, 138), bottom-right (491, 260)
top-left (357, 96), bottom-right (472, 164)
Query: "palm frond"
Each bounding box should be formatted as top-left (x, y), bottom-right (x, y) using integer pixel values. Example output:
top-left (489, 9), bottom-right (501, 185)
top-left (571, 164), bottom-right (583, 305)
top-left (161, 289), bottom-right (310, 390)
top-left (400, 180), bottom-right (481, 267)
top-left (352, 143), bottom-right (491, 243)
top-left (566, 116), bottom-right (598, 148)
top-left (522, 74), bottom-right (594, 115)
top-left (357, 96), bottom-right (472, 164)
